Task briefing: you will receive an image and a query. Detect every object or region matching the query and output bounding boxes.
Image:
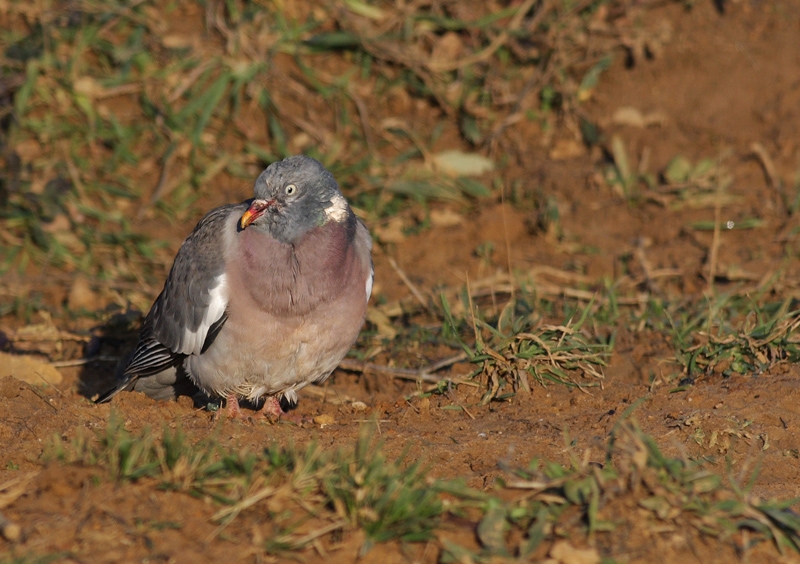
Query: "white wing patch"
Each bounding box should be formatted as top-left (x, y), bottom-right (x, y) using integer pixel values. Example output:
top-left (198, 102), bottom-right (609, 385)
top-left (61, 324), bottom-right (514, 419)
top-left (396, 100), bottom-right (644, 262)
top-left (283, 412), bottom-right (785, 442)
top-left (365, 267), bottom-right (373, 304)
top-left (324, 193), bottom-right (349, 222)
top-left (180, 273), bottom-right (228, 355)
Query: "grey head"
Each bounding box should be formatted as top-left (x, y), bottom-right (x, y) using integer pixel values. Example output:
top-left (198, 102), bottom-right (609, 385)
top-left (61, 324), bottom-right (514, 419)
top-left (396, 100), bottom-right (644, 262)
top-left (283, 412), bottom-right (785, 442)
top-left (239, 155), bottom-right (349, 243)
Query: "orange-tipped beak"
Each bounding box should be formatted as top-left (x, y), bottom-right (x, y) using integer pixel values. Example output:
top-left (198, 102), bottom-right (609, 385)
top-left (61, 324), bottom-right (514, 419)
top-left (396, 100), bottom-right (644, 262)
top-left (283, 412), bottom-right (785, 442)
top-left (239, 199), bottom-right (273, 230)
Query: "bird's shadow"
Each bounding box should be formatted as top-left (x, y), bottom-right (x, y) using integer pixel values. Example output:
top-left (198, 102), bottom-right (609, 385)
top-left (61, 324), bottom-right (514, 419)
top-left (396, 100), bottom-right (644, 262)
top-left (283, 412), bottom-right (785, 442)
top-left (77, 309), bottom-right (202, 404)
top-left (77, 309), bottom-right (143, 400)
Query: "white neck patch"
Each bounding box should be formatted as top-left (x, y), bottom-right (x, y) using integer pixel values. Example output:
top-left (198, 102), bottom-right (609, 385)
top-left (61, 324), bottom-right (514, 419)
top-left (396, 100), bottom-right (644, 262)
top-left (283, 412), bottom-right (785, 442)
top-left (324, 193), bottom-right (349, 223)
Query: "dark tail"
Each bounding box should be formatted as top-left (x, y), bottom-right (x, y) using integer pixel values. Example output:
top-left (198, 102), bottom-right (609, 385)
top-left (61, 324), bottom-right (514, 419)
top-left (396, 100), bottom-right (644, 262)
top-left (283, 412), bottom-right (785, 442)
top-left (94, 375), bottom-right (137, 404)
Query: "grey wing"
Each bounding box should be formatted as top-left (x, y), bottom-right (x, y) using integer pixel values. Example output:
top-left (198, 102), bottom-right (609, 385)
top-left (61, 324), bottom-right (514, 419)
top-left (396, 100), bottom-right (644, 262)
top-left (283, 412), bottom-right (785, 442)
top-left (96, 204), bottom-right (241, 403)
top-left (354, 217), bottom-right (374, 304)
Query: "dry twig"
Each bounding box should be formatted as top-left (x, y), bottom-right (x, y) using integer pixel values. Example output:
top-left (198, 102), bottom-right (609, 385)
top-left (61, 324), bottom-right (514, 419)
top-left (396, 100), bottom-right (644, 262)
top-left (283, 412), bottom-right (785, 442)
top-left (338, 352), bottom-right (470, 384)
top-left (751, 142), bottom-right (781, 190)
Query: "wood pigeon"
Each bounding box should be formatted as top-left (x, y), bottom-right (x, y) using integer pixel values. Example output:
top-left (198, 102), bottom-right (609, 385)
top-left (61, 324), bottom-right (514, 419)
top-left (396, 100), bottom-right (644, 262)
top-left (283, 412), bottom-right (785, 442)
top-left (97, 155), bottom-right (374, 418)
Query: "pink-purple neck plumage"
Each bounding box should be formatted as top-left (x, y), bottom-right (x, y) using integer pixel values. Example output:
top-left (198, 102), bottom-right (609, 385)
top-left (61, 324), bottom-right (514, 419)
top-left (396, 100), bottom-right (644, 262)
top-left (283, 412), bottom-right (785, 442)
top-left (236, 216), bottom-right (361, 316)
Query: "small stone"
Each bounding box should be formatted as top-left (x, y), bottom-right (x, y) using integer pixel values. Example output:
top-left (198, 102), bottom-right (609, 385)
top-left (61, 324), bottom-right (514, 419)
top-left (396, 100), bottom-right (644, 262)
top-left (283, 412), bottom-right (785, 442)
top-left (314, 414), bottom-right (335, 426)
top-left (430, 208), bottom-right (464, 228)
top-left (549, 138), bottom-right (585, 161)
top-left (431, 32), bottom-right (463, 65)
top-left (549, 540), bottom-right (600, 564)
top-left (1, 521), bottom-right (21, 543)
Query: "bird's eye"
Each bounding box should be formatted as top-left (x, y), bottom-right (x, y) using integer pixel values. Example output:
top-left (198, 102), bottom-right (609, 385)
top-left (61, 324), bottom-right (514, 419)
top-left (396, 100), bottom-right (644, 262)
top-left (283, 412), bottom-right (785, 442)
top-left (285, 184), bottom-right (297, 196)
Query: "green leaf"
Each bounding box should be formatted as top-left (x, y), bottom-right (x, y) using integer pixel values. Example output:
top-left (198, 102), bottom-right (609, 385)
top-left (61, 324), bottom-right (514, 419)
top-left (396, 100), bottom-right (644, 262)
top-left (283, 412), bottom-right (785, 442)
top-left (304, 32), bottom-right (362, 50)
top-left (455, 177), bottom-right (491, 198)
top-left (14, 59), bottom-right (39, 116)
top-left (192, 73), bottom-right (231, 143)
top-left (664, 155), bottom-right (693, 184)
top-left (578, 55), bottom-right (612, 100)
top-left (432, 150), bottom-right (494, 177)
top-left (476, 500), bottom-right (509, 553)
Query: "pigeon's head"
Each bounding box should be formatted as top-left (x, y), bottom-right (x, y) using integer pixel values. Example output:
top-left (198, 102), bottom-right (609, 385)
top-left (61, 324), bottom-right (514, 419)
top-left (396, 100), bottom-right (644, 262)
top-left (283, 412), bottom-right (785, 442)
top-left (239, 155), bottom-right (350, 243)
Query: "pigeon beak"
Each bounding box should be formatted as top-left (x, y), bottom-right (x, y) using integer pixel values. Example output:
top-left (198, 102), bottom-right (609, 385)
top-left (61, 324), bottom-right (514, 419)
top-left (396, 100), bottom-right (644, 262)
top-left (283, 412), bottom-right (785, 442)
top-left (239, 199), bottom-right (274, 229)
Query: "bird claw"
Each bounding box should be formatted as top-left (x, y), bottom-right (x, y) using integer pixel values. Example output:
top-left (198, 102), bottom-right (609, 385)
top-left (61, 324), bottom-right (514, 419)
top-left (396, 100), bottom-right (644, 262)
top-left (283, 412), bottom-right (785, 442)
top-left (256, 395), bottom-right (285, 420)
top-left (257, 396), bottom-right (309, 424)
top-left (225, 395), bottom-right (240, 418)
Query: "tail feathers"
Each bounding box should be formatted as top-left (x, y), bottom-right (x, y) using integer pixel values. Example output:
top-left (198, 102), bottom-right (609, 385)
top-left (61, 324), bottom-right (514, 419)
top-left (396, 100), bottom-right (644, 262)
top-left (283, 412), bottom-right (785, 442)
top-left (95, 365), bottom-right (196, 403)
top-left (94, 375), bottom-right (138, 404)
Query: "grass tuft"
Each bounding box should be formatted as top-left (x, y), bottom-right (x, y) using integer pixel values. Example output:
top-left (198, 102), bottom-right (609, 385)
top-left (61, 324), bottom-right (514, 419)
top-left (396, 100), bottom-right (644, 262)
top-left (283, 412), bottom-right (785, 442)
top-left (654, 295), bottom-right (800, 382)
top-left (441, 292), bottom-right (611, 401)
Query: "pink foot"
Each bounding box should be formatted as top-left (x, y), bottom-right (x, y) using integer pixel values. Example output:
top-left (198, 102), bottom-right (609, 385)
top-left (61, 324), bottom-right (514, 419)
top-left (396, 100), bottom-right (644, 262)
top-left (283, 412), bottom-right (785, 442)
top-left (257, 396), bottom-right (285, 420)
top-left (226, 394), bottom-right (242, 418)
top-left (219, 395), bottom-right (303, 423)
top-left (257, 396), bottom-right (306, 424)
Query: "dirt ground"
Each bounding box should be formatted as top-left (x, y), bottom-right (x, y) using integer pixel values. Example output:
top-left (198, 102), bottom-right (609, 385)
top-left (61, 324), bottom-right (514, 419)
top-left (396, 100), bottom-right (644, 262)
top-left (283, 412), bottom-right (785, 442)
top-left (2, 1), bottom-right (800, 562)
